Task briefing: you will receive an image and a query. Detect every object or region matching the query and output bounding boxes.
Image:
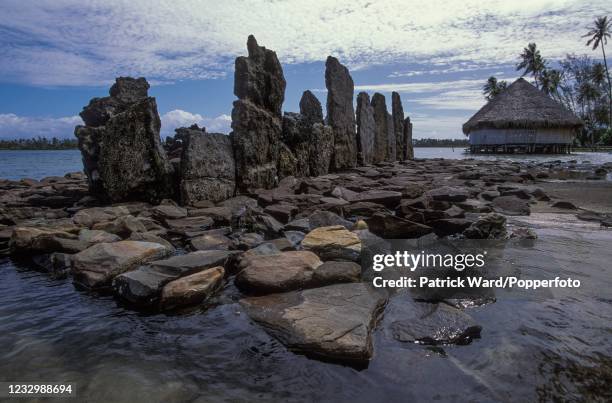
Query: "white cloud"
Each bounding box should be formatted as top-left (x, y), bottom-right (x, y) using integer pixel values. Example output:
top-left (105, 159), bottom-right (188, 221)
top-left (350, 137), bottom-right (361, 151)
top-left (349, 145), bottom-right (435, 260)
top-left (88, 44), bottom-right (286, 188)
top-left (0, 0), bottom-right (607, 86)
top-left (160, 109), bottom-right (231, 136)
top-left (0, 113), bottom-right (82, 139)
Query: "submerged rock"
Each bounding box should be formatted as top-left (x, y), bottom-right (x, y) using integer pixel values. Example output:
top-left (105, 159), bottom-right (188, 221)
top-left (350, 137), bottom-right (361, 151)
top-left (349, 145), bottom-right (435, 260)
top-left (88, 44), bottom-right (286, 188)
top-left (365, 213), bottom-right (433, 239)
top-left (240, 283), bottom-right (387, 363)
top-left (160, 266), bottom-right (225, 310)
top-left (492, 196), bottom-right (531, 216)
top-left (463, 213), bottom-right (507, 239)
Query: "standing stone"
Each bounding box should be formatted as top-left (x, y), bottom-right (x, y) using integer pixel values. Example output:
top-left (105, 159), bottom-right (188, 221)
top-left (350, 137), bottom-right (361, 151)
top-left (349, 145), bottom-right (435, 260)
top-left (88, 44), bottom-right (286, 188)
top-left (179, 125), bottom-right (236, 205)
top-left (386, 112), bottom-right (396, 161)
top-left (74, 77), bottom-right (173, 203)
top-left (371, 93), bottom-right (389, 163)
top-left (309, 123), bottom-right (334, 176)
top-left (356, 92), bottom-right (375, 165)
top-left (404, 117), bottom-right (414, 160)
top-left (392, 92), bottom-right (405, 160)
top-left (325, 56), bottom-right (357, 170)
top-left (299, 90), bottom-right (324, 124)
top-left (231, 35), bottom-right (286, 192)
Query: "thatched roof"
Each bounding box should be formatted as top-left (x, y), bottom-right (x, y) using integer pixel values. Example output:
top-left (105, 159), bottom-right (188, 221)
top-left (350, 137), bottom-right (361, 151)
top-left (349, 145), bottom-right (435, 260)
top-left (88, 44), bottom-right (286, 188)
top-left (462, 78), bottom-right (583, 134)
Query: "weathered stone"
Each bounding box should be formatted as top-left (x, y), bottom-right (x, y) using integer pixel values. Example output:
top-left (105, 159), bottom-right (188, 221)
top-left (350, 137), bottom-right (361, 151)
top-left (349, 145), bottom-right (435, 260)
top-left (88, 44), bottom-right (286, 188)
top-left (371, 93), bottom-right (389, 163)
top-left (552, 200), bottom-right (577, 210)
top-left (234, 232), bottom-right (265, 250)
top-left (308, 210), bottom-right (353, 230)
top-left (240, 283), bottom-right (387, 363)
top-left (164, 216), bottom-right (214, 237)
top-left (492, 196), bottom-right (530, 216)
top-left (386, 112), bottom-right (396, 162)
top-left (92, 215), bottom-right (147, 238)
top-left (160, 266), bottom-right (225, 310)
top-left (71, 240), bottom-right (171, 289)
top-left (325, 56), bottom-right (357, 170)
top-left (264, 203), bottom-right (298, 224)
top-left (427, 186), bottom-right (469, 202)
top-left (365, 213), bottom-right (433, 239)
top-left (72, 206), bottom-right (131, 228)
top-left (9, 227), bottom-right (87, 254)
top-left (403, 116), bottom-right (414, 160)
top-left (151, 203), bottom-right (188, 220)
top-left (309, 123), bottom-right (334, 176)
top-left (391, 92), bottom-right (405, 160)
top-left (129, 232), bottom-right (174, 251)
top-left (356, 92), bottom-right (375, 165)
top-left (179, 127), bottom-right (236, 204)
top-left (188, 207), bottom-right (232, 226)
top-left (430, 218), bottom-right (473, 237)
top-left (510, 227), bottom-right (538, 239)
top-left (189, 233), bottom-right (233, 251)
top-left (463, 213), bottom-right (507, 239)
top-left (78, 229), bottom-right (121, 244)
top-left (350, 190), bottom-right (402, 208)
top-left (302, 225), bottom-right (361, 261)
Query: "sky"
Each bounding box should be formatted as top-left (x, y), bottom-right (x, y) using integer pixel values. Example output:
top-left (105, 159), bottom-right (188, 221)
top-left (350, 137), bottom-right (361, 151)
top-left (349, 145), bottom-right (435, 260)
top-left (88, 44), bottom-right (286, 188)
top-left (0, 0), bottom-right (608, 140)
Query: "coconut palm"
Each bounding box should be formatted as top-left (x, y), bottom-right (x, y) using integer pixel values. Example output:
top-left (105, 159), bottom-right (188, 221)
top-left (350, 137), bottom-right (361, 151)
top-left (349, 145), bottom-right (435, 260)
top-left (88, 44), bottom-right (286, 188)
top-left (483, 76), bottom-right (508, 100)
top-left (516, 43), bottom-right (547, 89)
top-left (584, 16), bottom-right (612, 126)
top-left (540, 69), bottom-right (562, 101)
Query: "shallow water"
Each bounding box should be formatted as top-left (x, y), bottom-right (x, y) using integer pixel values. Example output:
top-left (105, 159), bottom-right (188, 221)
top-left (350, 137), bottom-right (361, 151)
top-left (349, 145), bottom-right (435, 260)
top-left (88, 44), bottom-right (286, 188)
top-left (2, 148), bottom-right (612, 181)
top-left (1, 216), bottom-right (611, 402)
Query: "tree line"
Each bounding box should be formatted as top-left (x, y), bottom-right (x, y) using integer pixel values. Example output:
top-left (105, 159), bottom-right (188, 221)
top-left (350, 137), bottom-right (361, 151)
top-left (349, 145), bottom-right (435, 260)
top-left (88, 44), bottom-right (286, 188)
top-left (0, 137), bottom-right (78, 150)
top-left (413, 138), bottom-right (468, 147)
top-left (483, 16), bottom-right (612, 146)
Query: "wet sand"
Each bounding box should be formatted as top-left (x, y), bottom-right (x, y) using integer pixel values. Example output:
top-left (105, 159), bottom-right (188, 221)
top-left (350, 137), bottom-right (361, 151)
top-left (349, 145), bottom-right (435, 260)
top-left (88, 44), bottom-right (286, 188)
top-left (535, 180), bottom-right (612, 214)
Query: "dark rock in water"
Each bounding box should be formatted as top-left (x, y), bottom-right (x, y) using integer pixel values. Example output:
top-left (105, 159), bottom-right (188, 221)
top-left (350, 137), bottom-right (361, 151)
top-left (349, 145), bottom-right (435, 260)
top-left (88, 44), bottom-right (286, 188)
top-left (75, 78), bottom-right (173, 203)
top-left (403, 117), bottom-right (414, 160)
top-left (552, 200), bottom-right (577, 210)
top-left (240, 283), bottom-right (388, 363)
top-left (391, 92), bottom-right (405, 161)
top-left (371, 93), bottom-right (389, 163)
top-left (390, 301), bottom-right (481, 345)
top-left (365, 213), bottom-right (433, 239)
top-left (159, 266), bottom-right (225, 310)
top-left (492, 196), bottom-right (530, 216)
top-left (463, 213), bottom-right (507, 239)
top-left (179, 126), bottom-right (236, 204)
top-left (356, 92), bottom-right (375, 165)
top-left (232, 35), bottom-right (285, 192)
top-left (325, 56), bottom-right (357, 170)
top-left (299, 90), bottom-right (324, 124)
top-left (430, 218), bottom-right (473, 237)
top-left (510, 227), bottom-right (538, 239)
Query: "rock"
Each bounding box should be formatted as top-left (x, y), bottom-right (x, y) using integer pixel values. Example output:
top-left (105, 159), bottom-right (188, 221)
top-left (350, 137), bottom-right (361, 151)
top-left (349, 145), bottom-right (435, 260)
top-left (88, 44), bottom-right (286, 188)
top-left (309, 123), bottom-right (334, 177)
top-left (365, 213), bottom-right (433, 239)
top-left (92, 215), bottom-right (147, 237)
top-left (232, 35), bottom-right (284, 192)
top-left (343, 202), bottom-right (390, 218)
top-left (386, 112), bottom-right (396, 162)
top-left (308, 210), bottom-right (353, 230)
top-left (179, 127), bottom-right (236, 204)
top-left (463, 213), bottom-right (507, 239)
top-left (71, 240), bottom-right (171, 289)
top-left (390, 302), bottom-right (481, 345)
top-left (313, 261), bottom-right (361, 284)
top-left (188, 207), bottom-right (233, 226)
top-left (430, 218), bottom-right (473, 237)
top-left (129, 232), bottom-right (174, 251)
top-left (391, 92), bottom-right (406, 160)
top-left (480, 190), bottom-right (500, 201)
top-left (189, 233), bottom-right (233, 251)
top-left (355, 92), bottom-right (375, 165)
top-left (78, 229), bottom-right (121, 244)
top-left (301, 225), bottom-right (361, 261)
top-left (403, 117), bottom-right (414, 160)
top-left (325, 56), bottom-right (357, 170)
top-left (164, 216), bottom-right (214, 237)
top-left (510, 227), bottom-right (538, 239)
top-left (160, 266), bottom-right (225, 310)
top-left (151, 204), bottom-right (188, 220)
top-left (234, 232), bottom-right (265, 250)
top-left (72, 206), bottom-right (131, 228)
top-left (492, 196), bottom-right (530, 216)
top-left (350, 190), bottom-right (402, 208)
top-left (427, 186), bottom-right (469, 202)
top-left (113, 250), bottom-right (232, 306)
top-left (240, 283), bottom-right (387, 363)
top-left (9, 227), bottom-right (87, 254)
top-left (264, 203), bottom-right (298, 224)
top-left (283, 230), bottom-right (306, 247)
top-left (552, 201), bottom-right (577, 210)
top-left (299, 90), bottom-right (324, 124)
top-left (75, 78), bottom-right (173, 203)
top-left (243, 209), bottom-right (284, 238)
top-left (371, 93), bottom-right (389, 163)
top-left (284, 218), bottom-right (311, 233)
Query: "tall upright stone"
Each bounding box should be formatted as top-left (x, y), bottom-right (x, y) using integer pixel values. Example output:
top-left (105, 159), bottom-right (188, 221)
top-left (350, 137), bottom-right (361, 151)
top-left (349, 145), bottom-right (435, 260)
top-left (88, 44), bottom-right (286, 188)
top-left (356, 92), bottom-right (375, 165)
top-left (387, 112), bottom-right (396, 161)
top-left (392, 92), bottom-right (405, 160)
top-left (231, 35), bottom-right (286, 192)
top-left (371, 93), bottom-right (389, 163)
top-left (404, 117), bottom-right (414, 160)
top-left (299, 90), bottom-right (324, 124)
top-left (75, 77), bottom-right (173, 203)
top-left (325, 56), bottom-right (357, 170)
top-left (179, 125), bottom-right (236, 205)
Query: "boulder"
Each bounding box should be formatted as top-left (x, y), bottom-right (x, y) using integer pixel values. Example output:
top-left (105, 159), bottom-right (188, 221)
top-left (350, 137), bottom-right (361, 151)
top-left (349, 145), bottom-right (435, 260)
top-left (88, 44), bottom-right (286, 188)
top-left (71, 240), bottom-right (171, 289)
top-left (463, 213), bottom-right (507, 239)
top-left (91, 215), bottom-right (147, 238)
top-left (151, 204), bottom-right (188, 220)
top-left (160, 266), bottom-right (225, 310)
top-left (9, 227), bottom-right (87, 254)
top-left (355, 92), bottom-right (375, 165)
top-left (552, 201), bottom-right (577, 210)
top-left (365, 213), bottom-right (433, 239)
top-left (325, 56), bottom-right (357, 170)
top-left (179, 126), bottom-right (236, 204)
top-left (301, 225), bottom-right (361, 261)
top-left (264, 203), bottom-right (298, 224)
top-left (307, 210), bottom-right (353, 230)
top-left (492, 196), bottom-right (530, 216)
top-left (430, 218), bottom-right (473, 237)
top-left (427, 186), bottom-right (469, 202)
top-left (72, 206), bottom-right (131, 228)
top-left (240, 283), bottom-right (387, 363)
top-left (232, 35), bottom-right (284, 192)
top-left (164, 216), bottom-right (214, 237)
top-left (75, 78), bottom-right (173, 203)
top-left (78, 229), bottom-right (121, 244)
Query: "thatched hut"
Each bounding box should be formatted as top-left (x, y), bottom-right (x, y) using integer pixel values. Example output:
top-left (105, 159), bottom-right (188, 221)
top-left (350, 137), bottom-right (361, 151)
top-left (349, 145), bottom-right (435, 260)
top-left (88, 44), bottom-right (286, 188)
top-left (463, 78), bottom-right (583, 153)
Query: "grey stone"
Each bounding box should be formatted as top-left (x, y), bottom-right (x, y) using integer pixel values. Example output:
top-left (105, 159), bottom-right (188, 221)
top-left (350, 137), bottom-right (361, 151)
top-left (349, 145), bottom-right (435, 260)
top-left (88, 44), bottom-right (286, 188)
top-left (356, 92), bottom-right (375, 165)
top-left (371, 93), bottom-right (389, 163)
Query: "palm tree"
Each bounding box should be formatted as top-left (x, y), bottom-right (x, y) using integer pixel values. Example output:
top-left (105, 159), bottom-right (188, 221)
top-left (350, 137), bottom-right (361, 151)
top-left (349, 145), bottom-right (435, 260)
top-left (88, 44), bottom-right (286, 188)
top-left (483, 76), bottom-right (508, 100)
top-left (516, 43), bottom-right (547, 89)
top-left (584, 16), bottom-right (612, 126)
top-left (540, 69), bottom-right (562, 101)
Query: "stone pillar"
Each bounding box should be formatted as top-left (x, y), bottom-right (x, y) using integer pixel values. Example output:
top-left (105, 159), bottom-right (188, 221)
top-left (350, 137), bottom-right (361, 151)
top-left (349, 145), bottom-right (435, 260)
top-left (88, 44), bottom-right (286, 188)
top-left (403, 116), bottom-right (414, 160)
top-left (325, 56), bottom-right (357, 170)
top-left (391, 92), bottom-right (405, 160)
top-left (355, 92), bottom-right (375, 165)
top-left (371, 93), bottom-right (389, 163)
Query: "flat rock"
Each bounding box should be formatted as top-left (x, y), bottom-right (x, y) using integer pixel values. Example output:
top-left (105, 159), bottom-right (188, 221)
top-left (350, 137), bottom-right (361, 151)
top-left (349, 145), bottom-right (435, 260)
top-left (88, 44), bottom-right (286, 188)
top-left (164, 216), bottom-right (214, 237)
top-left (302, 225), bottom-right (361, 261)
top-left (240, 283), bottom-right (387, 363)
top-left (492, 196), bottom-right (530, 216)
top-left (160, 266), bottom-right (225, 310)
top-left (78, 229), bottom-right (121, 244)
top-left (427, 186), bottom-right (469, 202)
top-left (307, 210), bottom-right (353, 230)
top-left (365, 213), bottom-right (433, 239)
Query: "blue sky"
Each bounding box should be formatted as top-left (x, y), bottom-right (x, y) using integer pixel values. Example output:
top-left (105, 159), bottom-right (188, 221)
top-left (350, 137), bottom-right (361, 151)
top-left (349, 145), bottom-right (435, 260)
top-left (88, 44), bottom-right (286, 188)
top-left (0, 0), bottom-right (608, 139)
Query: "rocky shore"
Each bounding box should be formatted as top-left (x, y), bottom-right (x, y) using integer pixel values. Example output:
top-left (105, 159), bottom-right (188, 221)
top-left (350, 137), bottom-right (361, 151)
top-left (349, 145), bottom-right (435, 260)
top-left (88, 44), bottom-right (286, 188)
top-left (1, 35), bottom-right (611, 365)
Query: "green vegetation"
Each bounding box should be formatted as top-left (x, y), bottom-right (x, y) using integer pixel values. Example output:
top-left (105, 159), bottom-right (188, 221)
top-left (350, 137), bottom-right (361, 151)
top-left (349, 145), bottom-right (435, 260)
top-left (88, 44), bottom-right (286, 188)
top-left (413, 138), bottom-right (468, 147)
top-left (0, 137), bottom-right (78, 150)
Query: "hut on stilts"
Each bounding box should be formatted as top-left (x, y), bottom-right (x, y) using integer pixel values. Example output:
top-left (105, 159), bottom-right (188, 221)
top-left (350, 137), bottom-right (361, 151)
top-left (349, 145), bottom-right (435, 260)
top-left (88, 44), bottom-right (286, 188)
top-left (463, 78), bottom-right (583, 154)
